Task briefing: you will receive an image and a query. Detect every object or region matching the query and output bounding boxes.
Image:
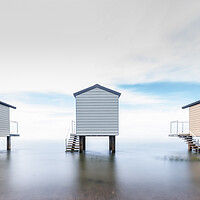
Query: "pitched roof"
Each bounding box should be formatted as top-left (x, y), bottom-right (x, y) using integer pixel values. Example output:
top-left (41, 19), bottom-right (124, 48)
top-left (182, 100), bottom-right (200, 109)
top-left (73, 84), bottom-right (121, 97)
top-left (0, 101), bottom-right (16, 109)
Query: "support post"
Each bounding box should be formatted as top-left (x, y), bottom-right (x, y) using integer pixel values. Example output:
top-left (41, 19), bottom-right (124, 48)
top-left (83, 136), bottom-right (86, 151)
top-left (109, 136), bottom-right (112, 151)
top-left (80, 136), bottom-right (85, 153)
top-left (109, 136), bottom-right (115, 153)
top-left (188, 144), bottom-right (192, 152)
top-left (111, 136), bottom-right (115, 153)
top-left (7, 136), bottom-right (11, 151)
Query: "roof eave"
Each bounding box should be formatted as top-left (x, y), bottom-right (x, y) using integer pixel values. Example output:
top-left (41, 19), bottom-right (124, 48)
top-left (73, 84), bottom-right (121, 97)
top-left (182, 100), bottom-right (200, 109)
top-left (0, 101), bottom-right (16, 109)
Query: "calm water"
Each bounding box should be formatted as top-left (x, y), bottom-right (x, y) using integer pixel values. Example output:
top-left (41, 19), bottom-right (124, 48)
top-left (0, 137), bottom-right (200, 200)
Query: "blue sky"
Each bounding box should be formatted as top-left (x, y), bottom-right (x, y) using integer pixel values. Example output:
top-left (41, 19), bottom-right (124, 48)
top-left (1, 81), bottom-right (199, 109)
top-left (0, 0), bottom-right (200, 140)
top-left (119, 82), bottom-right (200, 103)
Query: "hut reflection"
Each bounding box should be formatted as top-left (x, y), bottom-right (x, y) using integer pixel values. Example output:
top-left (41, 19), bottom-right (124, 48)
top-left (76, 153), bottom-right (117, 199)
top-left (188, 154), bottom-right (200, 188)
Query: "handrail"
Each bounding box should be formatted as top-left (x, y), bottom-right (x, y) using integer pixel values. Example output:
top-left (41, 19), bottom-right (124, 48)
top-left (65, 120), bottom-right (76, 147)
top-left (189, 130), bottom-right (200, 146)
top-left (170, 120), bottom-right (189, 134)
top-left (10, 121), bottom-right (18, 135)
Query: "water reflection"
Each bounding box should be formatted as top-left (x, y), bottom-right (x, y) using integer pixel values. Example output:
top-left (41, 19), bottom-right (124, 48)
top-left (0, 150), bottom-right (11, 161)
top-left (186, 153), bottom-right (200, 197)
top-left (1, 140), bottom-right (200, 199)
top-left (76, 153), bottom-right (117, 199)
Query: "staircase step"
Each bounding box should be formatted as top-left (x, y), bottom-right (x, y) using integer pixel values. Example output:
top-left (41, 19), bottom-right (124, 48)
top-left (68, 138), bottom-right (79, 140)
top-left (67, 145), bottom-right (80, 148)
top-left (68, 141), bottom-right (80, 143)
top-left (66, 133), bottom-right (80, 152)
top-left (66, 146), bottom-right (79, 148)
top-left (67, 142), bottom-right (79, 146)
top-left (66, 150), bottom-right (79, 152)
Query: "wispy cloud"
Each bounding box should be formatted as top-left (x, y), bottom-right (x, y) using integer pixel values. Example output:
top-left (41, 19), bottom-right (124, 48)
top-left (1, 1), bottom-right (200, 94)
top-left (0, 0), bottom-right (200, 139)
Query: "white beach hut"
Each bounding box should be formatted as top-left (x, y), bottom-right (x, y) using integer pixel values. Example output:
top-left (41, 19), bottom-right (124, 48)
top-left (66, 84), bottom-right (121, 152)
top-left (0, 101), bottom-right (19, 150)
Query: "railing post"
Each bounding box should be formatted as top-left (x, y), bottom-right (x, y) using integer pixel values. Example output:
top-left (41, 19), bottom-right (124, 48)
top-left (170, 122), bottom-right (172, 134)
top-left (182, 122), bottom-right (184, 133)
top-left (71, 120), bottom-right (73, 134)
top-left (17, 122), bottom-right (18, 134)
top-left (177, 120), bottom-right (179, 134)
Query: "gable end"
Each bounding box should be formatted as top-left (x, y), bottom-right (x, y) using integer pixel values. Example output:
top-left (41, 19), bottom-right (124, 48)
top-left (73, 84), bottom-right (121, 97)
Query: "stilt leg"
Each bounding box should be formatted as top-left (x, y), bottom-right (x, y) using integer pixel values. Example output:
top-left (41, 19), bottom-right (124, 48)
top-left (7, 136), bottom-right (11, 151)
top-left (109, 136), bottom-right (112, 151)
top-left (83, 136), bottom-right (86, 151)
top-left (188, 144), bottom-right (192, 151)
top-left (80, 136), bottom-right (85, 153)
top-left (111, 136), bottom-right (115, 153)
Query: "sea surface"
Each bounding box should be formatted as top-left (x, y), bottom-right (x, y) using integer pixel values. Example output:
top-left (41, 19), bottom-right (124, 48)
top-left (0, 137), bottom-right (200, 200)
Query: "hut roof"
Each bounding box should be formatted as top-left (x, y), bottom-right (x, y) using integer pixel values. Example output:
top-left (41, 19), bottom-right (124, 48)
top-left (73, 84), bottom-right (121, 97)
top-left (0, 101), bottom-right (16, 109)
top-left (182, 100), bottom-right (200, 109)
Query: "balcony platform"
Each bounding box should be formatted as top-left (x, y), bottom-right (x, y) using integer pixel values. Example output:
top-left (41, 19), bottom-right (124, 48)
top-left (169, 133), bottom-right (190, 137)
top-left (10, 134), bottom-right (20, 137)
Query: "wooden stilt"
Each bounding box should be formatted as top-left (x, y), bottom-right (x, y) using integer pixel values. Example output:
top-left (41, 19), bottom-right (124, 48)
top-left (83, 136), bottom-right (86, 151)
top-left (188, 144), bottom-right (192, 151)
top-left (80, 136), bottom-right (85, 153)
top-left (80, 136), bottom-right (83, 153)
top-left (109, 136), bottom-right (112, 151)
top-left (111, 136), bottom-right (115, 153)
top-left (109, 136), bottom-right (115, 153)
top-left (7, 136), bottom-right (11, 151)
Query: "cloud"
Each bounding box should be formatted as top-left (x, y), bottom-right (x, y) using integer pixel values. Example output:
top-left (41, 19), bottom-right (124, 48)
top-left (0, 0), bottom-right (200, 94)
top-left (0, 0), bottom-right (199, 140)
top-left (10, 102), bottom-right (74, 140)
top-left (120, 107), bottom-right (189, 141)
top-left (5, 81), bottom-right (194, 140)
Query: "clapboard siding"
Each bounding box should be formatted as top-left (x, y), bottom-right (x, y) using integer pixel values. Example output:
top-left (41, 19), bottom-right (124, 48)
top-left (0, 104), bottom-right (10, 137)
top-left (76, 87), bottom-right (119, 136)
top-left (189, 104), bottom-right (200, 136)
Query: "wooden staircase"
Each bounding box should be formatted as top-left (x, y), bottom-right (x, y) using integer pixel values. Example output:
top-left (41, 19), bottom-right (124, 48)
top-left (66, 134), bottom-right (80, 152)
top-left (178, 134), bottom-right (200, 152)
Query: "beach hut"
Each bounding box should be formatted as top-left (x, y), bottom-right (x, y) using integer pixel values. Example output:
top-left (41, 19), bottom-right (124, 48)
top-left (66, 84), bottom-right (121, 152)
top-left (0, 101), bottom-right (19, 150)
top-left (169, 100), bottom-right (200, 152)
top-left (182, 100), bottom-right (200, 137)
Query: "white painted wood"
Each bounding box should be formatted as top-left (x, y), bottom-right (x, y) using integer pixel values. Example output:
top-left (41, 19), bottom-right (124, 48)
top-left (0, 104), bottom-right (10, 137)
top-left (76, 87), bottom-right (119, 136)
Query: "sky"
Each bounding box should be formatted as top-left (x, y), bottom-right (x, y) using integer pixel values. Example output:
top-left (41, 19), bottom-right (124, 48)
top-left (1, 0), bottom-right (200, 141)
